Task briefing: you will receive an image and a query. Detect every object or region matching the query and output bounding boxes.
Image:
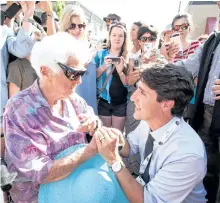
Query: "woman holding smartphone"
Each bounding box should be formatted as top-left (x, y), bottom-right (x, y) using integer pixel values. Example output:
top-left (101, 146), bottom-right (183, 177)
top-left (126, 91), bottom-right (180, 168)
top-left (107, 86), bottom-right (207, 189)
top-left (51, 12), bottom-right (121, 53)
top-left (126, 25), bottom-right (158, 134)
top-left (165, 13), bottom-right (201, 124)
top-left (165, 13), bottom-right (200, 62)
top-left (94, 22), bottom-right (128, 132)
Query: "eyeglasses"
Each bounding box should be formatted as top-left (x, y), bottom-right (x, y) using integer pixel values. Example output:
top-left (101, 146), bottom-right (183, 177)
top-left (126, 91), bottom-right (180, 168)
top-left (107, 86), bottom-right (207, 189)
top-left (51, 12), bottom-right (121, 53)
top-left (140, 36), bottom-right (157, 42)
top-left (57, 62), bottom-right (87, 81)
top-left (67, 23), bottom-right (86, 31)
top-left (173, 23), bottom-right (189, 32)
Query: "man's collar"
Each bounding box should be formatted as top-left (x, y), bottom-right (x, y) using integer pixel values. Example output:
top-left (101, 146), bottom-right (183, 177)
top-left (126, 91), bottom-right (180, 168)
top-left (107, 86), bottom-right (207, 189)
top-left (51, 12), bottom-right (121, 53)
top-left (150, 117), bottom-right (181, 143)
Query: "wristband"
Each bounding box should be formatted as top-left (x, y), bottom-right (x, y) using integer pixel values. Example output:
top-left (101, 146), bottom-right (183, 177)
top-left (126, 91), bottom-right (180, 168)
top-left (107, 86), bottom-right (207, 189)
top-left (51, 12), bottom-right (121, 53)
top-left (23, 18), bottom-right (35, 25)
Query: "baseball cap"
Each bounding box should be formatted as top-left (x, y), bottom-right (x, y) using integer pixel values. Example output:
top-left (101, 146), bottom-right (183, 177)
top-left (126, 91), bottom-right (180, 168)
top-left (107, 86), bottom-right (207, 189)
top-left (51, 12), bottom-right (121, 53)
top-left (103, 13), bottom-right (121, 22)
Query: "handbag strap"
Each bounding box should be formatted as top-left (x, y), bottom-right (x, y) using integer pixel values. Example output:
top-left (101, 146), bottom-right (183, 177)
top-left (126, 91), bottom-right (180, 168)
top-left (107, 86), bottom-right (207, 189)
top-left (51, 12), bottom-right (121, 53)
top-left (98, 65), bottom-right (116, 96)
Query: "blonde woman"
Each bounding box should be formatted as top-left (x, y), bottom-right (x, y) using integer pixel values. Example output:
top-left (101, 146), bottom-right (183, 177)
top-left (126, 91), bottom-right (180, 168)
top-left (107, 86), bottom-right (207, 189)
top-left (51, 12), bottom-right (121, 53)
top-left (60, 5), bottom-right (97, 114)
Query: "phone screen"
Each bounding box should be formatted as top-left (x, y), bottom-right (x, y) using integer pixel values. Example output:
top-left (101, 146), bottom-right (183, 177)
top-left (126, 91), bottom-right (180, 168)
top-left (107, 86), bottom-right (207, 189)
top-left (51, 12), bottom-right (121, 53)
top-left (144, 43), bottom-right (153, 58)
top-left (4, 3), bottom-right (21, 19)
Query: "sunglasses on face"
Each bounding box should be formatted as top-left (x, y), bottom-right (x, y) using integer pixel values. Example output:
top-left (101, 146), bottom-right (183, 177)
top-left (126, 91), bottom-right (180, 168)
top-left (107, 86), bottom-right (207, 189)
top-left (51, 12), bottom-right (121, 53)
top-left (173, 23), bottom-right (189, 32)
top-left (140, 36), bottom-right (157, 42)
top-left (67, 23), bottom-right (86, 30)
top-left (57, 62), bottom-right (87, 81)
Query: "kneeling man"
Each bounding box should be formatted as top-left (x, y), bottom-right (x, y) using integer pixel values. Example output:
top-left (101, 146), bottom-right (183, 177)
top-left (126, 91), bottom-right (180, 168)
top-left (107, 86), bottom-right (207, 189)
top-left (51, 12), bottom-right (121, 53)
top-left (94, 63), bottom-right (207, 203)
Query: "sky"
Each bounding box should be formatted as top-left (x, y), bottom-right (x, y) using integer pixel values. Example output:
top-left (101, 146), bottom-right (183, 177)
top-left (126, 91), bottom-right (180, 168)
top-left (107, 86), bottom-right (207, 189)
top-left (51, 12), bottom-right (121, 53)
top-left (78, 0), bottom-right (190, 31)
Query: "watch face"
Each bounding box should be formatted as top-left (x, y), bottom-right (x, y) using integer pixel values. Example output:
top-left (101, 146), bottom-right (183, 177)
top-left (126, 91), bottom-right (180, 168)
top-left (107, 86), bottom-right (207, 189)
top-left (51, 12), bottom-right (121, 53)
top-left (112, 161), bottom-right (122, 172)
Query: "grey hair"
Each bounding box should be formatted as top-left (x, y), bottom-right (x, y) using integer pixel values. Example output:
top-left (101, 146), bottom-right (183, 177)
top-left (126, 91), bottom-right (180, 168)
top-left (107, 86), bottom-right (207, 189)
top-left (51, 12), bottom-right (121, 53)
top-left (30, 32), bottom-right (89, 78)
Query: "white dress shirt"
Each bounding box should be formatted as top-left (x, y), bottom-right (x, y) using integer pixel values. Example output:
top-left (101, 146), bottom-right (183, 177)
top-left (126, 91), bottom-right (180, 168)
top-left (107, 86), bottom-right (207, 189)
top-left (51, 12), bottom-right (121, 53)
top-left (127, 117), bottom-right (207, 203)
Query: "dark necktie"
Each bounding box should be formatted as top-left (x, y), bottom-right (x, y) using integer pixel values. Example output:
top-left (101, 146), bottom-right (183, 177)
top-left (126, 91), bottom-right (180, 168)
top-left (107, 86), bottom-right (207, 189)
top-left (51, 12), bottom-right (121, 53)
top-left (141, 133), bottom-right (154, 184)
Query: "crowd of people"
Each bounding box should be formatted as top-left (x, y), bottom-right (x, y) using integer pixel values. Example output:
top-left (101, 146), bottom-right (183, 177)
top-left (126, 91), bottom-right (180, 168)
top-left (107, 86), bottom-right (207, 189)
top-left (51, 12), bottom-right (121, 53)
top-left (0, 1), bottom-right (220, 203)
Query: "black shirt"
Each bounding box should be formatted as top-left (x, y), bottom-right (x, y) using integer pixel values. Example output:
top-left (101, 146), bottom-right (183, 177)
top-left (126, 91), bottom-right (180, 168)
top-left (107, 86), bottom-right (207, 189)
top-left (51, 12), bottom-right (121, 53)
top-left (109, 67), bottom-right (127, 105)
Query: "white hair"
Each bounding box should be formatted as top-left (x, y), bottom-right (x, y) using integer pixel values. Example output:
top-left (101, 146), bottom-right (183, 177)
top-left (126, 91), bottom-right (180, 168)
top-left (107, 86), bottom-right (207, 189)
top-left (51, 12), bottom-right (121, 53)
top-left (30, 32), bottom-right (89, 78)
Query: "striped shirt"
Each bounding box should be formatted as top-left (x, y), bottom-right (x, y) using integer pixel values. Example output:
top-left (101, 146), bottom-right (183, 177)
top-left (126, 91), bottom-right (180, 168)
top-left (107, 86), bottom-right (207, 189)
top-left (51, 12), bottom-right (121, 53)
top-left (165, 40), bottom-right (200, 62)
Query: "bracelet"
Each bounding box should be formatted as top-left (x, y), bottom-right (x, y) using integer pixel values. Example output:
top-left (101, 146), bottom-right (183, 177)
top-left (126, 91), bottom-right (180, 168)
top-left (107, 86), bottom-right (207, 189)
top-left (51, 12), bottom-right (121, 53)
top-left (23, 18), bottom-right (36, 25)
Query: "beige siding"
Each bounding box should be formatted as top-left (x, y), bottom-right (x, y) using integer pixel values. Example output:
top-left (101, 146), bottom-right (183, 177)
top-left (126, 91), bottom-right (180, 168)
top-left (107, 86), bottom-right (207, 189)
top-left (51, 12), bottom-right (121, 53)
top-left (187, 5), bottom-right (218, 39)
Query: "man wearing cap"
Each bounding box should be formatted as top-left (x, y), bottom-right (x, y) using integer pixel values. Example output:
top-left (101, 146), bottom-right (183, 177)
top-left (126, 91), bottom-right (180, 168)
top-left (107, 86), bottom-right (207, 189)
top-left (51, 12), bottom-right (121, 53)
top-left (103, 13), bottom-right (121, 31)
top-left (94, 63), bottom-right (207, 203)
top-left (98, 13), bottom-right (121, 50)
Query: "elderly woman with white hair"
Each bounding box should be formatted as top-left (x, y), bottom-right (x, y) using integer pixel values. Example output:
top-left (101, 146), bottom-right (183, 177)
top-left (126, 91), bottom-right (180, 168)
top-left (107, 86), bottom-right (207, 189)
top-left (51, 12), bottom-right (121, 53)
top-left (3, 32), bottom-right (99, 203)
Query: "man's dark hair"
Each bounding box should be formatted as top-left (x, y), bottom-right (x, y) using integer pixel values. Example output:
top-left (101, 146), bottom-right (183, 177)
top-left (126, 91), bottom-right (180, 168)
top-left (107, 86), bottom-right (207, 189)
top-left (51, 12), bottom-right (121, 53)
top-left (140, 63), bottom-right (194, 117)
top-left (133, 21), bottom-right (143, 28)
top-left (103, 13), bottom-right (121, 22)
top-left (137, 25), bottom-right (158, 40)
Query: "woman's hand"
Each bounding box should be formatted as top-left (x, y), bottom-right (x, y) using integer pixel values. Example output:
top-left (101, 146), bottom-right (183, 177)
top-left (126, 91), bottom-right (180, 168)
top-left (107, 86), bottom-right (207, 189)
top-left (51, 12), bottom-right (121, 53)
top-left (76, 114), bottom-right (102, 135)
top-left (19, 1), bottom-right (35, 18)
top-left (115, 56), bottom-right (125, 74)
top-left (36, 1), bottom-right (53, 13)
top-left (127, 69), bottom-right (140, 86)
top-left (141, 48), bottom-right (157, 64)
top-left (103, 55), bottom-right (113, 69)
top-left (167, 42), bottom-right (179, 59)
top-left (212, 79), bottom-right (220, 100)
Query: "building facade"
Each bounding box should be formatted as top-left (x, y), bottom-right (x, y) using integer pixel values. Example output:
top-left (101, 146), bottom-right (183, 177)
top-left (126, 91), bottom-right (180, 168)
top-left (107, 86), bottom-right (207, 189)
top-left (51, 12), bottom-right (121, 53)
top-left (186, 1), bottom-right (219, 39)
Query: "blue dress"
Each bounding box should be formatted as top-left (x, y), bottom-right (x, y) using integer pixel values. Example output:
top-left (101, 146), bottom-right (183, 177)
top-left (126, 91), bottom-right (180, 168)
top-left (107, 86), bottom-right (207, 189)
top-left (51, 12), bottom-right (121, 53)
top-left (76, 62), bottom-right (98, 114)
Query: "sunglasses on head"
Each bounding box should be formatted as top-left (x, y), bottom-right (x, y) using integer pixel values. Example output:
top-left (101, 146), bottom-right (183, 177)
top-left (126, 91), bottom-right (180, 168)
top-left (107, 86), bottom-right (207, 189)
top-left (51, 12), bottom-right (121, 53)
top-left (67, 23), bottom-right (86, 30)
top-left (57, 62), bottom-right (87, 81)
top-left (173, 23), bottom-right (189, 31)
top-left (140, 36), bottom-right (157, 42)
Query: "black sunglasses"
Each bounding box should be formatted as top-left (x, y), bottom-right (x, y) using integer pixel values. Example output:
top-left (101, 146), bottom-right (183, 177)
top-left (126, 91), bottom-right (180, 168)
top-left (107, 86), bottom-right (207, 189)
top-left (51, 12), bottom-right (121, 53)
top-left (140, 36), bottom-right (157, 42)
top-left (67, 23), bottom-right (86, 30)
top-left (57, 62), bottom-right (86, 81)
top-left (110, 22), bottom-right (126, 30)
top-left (173, 23), bottom-right (189, 32)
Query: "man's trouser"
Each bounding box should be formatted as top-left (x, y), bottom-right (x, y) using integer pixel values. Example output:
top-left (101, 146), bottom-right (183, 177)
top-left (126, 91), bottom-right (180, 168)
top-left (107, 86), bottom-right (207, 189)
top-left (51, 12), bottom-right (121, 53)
top-left (198, 105), bottom-right (218, 203)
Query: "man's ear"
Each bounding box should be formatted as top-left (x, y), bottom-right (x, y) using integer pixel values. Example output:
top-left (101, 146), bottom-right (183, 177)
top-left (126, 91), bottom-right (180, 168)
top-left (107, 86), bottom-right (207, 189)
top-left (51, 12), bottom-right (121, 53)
top-left (162, 100), bottom-right (175, 113)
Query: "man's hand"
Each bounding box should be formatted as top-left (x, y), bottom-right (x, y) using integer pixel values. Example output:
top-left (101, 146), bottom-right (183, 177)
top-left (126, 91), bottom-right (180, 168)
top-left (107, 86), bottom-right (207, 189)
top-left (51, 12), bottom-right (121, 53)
top-left (94, 127), bottom-right (122, 165)
top-left (19, 1), bottom-right (35, 18)
top-left (212, 79), bottom-right (220, 100)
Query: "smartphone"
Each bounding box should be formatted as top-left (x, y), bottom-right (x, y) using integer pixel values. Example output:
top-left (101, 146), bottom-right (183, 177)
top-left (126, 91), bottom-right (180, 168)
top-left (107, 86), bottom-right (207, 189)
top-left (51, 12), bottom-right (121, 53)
top-left (170, 33), bottom-right (183, 56)
top-left (1, 10), bottom-right (5, 25)
top-left (144, 43), bottom-right (153, 58)
top-left (107, 56), bottom-right (121, 63)
top-left (4, 3), bottom-right (21, 19)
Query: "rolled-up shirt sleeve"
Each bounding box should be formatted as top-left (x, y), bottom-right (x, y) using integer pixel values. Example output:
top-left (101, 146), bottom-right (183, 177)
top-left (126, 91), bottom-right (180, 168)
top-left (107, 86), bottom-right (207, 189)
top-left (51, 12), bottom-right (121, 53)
top-left (175, 43), bottom-right (204, 78)
top-left (144, 155), bottom-right (206, 203)
top-left (127, 128), bottom-right (140, 157)
top-left (7, 27), bottom-right (35, 58)
top-left (4, 114), bottom-right (53, 184)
